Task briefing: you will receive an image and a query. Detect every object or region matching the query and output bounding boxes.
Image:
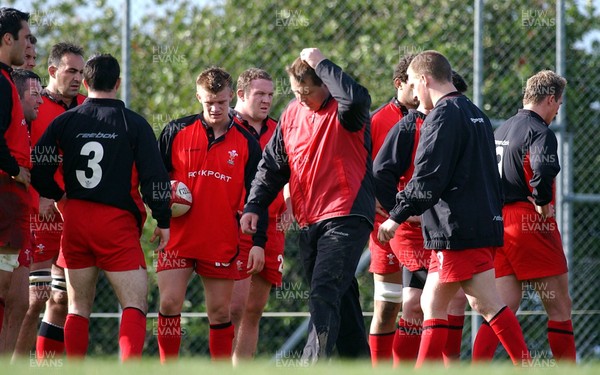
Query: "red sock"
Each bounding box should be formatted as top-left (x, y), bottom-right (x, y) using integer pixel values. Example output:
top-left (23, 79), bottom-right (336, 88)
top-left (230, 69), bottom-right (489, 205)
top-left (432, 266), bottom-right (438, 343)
top-left (415, 318), bottom-right (448, 368)
top-left (64, 314), bottom-right (89, 358)
top-left (0, 298), bottom-right (4, 335)
top-left (472, 320), bottom-right (499, 361)
top-left (157, 313), bottom-right (182, 363)
top-left (488, 307), bottom-right (530, 365)
top-left (369, 331), bottom-right (395, 366)
top-left (393, 318), bottom-right (422, 366)
top-left (119, 307), bottom-right (146, 361)
top-left (443, 314), bottom-right (464, 365)
top-left (547, 320), bottom-right (576, 362)
top-left (36, 321), bottom-right (65, 359)
top-left (209, 322), bottom-right (234, 360)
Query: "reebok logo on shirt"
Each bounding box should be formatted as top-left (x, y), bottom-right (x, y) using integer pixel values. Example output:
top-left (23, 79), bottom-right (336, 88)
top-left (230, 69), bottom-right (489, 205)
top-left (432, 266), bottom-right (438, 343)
top-left (76, 132), bottom-right (118, 139)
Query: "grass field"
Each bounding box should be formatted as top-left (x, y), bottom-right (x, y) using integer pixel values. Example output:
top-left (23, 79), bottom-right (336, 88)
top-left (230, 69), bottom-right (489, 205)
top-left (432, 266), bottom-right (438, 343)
top-left (3, 357), bottom-right (597, 375)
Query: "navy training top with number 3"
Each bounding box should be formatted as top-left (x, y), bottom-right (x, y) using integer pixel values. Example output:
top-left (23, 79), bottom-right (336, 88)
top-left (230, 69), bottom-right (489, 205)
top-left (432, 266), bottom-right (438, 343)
top-left (30, 98), bottom-right (171, 229)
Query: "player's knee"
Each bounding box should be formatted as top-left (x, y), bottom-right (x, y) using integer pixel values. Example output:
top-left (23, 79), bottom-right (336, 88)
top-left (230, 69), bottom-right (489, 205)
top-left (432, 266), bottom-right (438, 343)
top-left (230, 305), bottom-right (244, 325)
top-left (207, 305), bottom-right (231, 324)
top-left (49, 290), bottom-right (68, 307)
top-left (244, 301), bottom-right (265, 323)
top-left (374, 281), bottom-right (403, 304)
top-left (159, 294), bottom-right (184, 315)
top-left (402, 298), bottom-right (423, 321)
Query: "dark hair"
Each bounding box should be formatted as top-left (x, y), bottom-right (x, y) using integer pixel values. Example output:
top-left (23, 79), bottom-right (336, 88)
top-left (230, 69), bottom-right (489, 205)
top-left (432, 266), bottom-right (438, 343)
top-left (48, 42), bottom-right (84, 67)
top-left (83, 54), bottom-right (120, 92)
top-left (393, 54), bottom-right (416, 83)
top-left (11, 68), bottom-right (40, 97)
top-left (409, 50), bottom-right (452, 83)
top-left (237, 68), bottom-right (272, 95)
top-left (452, 70), bottom-right (468, 93)
top-left (285, 57), bottom-right (323, 86)
top-left (0, 7), bottom-right (29, 45)
top-left (196, 67), bottom-right (233, 94)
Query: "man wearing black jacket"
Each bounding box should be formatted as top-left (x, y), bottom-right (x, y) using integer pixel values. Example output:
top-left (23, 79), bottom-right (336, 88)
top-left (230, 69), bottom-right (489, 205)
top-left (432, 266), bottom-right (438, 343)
top-left (31, 54), bottom-right (170, 361)
top-left (378, 50), bottom-right (530, 367)
top-left (240, 48), bottom-right (374, 362)
top-left (473, 70), bottom-right (575, 362)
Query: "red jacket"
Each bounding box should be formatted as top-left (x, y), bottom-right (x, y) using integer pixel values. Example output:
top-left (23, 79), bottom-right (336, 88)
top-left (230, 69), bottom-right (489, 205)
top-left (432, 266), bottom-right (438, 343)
top-left (244, 59), bottom-right (375, 227)
top-left (234, 113), bottom-right (287, 254)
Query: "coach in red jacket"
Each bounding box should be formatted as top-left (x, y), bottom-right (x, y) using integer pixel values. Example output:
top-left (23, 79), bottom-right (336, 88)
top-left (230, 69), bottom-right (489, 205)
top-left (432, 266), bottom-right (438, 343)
top-left (241, 48), bottom-right (375, 362)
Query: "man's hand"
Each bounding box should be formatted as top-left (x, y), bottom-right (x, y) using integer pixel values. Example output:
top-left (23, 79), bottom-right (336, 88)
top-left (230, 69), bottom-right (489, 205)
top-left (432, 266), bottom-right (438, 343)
top-left (527, 196), bottom-right (554, 220)
top-left (39, 197), bottom-right (57, 217)
top-left (13, 166), bottom-right (30, 189)
top-left (151, 227), bottom-right (170, 252)
top-left (300, 48), bottom-right (326, 69)
top-left (378, 218), bottom-right (400, 244)
top-left (246, 246), bottom-right (265, 275)
top-left (240, 212), bottom-right (259, 234)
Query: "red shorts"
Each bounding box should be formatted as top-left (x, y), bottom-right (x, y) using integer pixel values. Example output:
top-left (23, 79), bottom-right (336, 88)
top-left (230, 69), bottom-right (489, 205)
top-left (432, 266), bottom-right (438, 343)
top-left (494, 202), bottom-right (567, 280)
top-left (0, 175), bottom-right (31, 250)
top-left (429, 247), bottom-right (496, 283)
top-left (31, 211), bottom-right (62, 263)
top-left (368, 215), bottom-right (401, 274)
top-left (17, 246), bottom-right (33, 268)
top-left (155, 249), bottom-right (239, 279)
top-left (390, 222), bottom-right (429, 272)
top-left (237, 229), bottom-right (284, 287)
top-left (57, 199), bottom-right (146, 271)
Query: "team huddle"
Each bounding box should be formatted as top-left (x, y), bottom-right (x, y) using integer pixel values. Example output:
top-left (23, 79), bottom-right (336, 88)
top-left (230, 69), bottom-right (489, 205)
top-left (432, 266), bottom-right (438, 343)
top-left (0, 7), bottom-right (576, 367)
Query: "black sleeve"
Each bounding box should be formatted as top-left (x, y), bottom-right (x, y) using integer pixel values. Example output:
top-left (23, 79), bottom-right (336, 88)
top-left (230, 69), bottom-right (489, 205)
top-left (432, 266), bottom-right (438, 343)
top-left (242, 133), bottom-right (268, 248)
top-left (389, 108), bottom-right (460, 223)
top-left (0, 77), bottom-right (20, 176)
top-left (373, 113), bottom-right (417, 213)
top-left (157, 121), bottom-right (177, 172)
top-left (31, 120), bottom-right (64, 201)
top-left (315, 59), bottom-right (371, 132)
top-left (529, 129), bottom-right (560, 206)
top-left (132, 113), bottom-right (172, 229)
top-left (244, 121), bottom-right (291, 217)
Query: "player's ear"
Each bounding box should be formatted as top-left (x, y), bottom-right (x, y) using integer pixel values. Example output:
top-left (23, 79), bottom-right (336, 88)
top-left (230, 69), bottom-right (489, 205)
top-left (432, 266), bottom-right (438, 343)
top-left (195, 91), bottom-right (202, 103)
top-left (82, 79), bottom-right (89, 91)
top-left (48, 65), bottom-right (57, 79)
top-left (114, 78), bottom-right (121, 91)
top-left (237, 88), bottom-right (245, 101)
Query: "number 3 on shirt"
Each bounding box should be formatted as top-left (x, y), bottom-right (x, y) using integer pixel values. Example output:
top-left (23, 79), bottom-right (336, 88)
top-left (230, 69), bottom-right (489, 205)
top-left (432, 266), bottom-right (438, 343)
top-left (495, 145), bottom-right (504, 178)
top-left (76, 141), bottom-right (104, 189)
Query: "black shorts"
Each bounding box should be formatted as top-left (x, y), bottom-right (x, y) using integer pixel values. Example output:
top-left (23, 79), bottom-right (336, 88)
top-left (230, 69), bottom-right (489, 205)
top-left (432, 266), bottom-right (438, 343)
top-left (403, 267), bottom-right (427, 289)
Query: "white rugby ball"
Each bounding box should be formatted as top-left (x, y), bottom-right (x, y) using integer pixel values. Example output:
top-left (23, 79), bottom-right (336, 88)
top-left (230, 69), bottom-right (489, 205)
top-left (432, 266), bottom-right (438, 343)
top-left (170, 180), bottom-right (192, 217)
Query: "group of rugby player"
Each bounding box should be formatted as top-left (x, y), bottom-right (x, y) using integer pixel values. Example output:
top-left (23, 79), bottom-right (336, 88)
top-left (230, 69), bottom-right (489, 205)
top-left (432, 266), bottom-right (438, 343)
top-left (0, 7), bottom-right (575, 367)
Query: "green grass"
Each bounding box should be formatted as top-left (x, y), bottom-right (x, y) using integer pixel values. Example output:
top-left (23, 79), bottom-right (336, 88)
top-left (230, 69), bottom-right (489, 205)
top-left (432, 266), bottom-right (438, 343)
top-left (3, 357), bottom-right (597, 375)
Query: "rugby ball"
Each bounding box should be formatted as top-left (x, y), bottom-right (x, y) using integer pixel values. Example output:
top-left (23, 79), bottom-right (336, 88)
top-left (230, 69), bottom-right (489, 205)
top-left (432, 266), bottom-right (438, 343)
top-left (170, 180), bottom-right (192, 217)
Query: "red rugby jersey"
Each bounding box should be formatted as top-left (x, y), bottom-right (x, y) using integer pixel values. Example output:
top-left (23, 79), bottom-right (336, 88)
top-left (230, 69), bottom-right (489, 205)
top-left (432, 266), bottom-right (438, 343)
top-left (0, 62), bottom-right (30, 176)
top-left (29, 90), bottom-right (86, 212)
top-left (234, 112), bottom-right (287, 254)
top-left (370, 97), bottom-right (408, 225)
top-left (159, 113), bottom-right (263, 262)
